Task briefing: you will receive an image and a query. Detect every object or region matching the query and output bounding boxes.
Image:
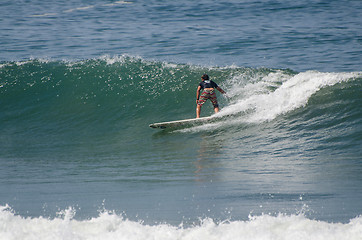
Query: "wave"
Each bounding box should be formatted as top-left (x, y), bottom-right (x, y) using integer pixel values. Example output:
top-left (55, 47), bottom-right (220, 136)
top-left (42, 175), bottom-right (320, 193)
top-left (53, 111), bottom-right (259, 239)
top-left (1, 205), bottom-right (361, 240)
top-left (1, 56), bottom-right (361, 136)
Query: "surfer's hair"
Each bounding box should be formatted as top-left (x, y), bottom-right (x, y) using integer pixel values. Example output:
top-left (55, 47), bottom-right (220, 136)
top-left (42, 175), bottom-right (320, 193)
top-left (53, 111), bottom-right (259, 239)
top-left (201, 74), bottom-right (209, 80)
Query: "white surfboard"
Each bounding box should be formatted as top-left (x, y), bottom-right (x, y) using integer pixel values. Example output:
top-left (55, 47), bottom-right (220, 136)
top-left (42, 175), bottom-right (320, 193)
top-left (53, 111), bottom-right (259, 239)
top-left (149, 116), bottom-right (214, 129)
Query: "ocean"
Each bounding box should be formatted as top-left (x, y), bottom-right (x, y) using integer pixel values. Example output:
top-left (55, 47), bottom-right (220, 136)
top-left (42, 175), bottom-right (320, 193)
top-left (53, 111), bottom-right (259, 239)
top-left (1, 0), bottom-right (362, 239)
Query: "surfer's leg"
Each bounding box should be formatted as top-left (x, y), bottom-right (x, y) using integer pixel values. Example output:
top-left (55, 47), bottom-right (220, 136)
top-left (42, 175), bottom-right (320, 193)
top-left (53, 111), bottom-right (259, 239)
top-left (196, 91), bottom-right (208, 118)
top-left (210, 91), bottom-right (219, 113)
top-left (196, 105), bottom-right (201, 118)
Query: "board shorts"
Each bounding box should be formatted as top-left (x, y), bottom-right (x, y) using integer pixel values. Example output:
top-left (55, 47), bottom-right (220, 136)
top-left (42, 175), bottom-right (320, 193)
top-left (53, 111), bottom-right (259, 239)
top-left (197, 89), bottom-right (219, 108)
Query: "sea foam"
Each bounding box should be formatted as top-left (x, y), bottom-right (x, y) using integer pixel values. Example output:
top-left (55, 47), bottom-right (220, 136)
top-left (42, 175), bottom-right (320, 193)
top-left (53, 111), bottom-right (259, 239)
top-left (1, 205), bottom-right (361, 240)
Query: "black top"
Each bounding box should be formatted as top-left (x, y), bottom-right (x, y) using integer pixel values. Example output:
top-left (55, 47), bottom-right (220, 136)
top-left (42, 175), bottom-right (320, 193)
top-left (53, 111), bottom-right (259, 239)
top-left (199, 80), bottom-right (218, 89)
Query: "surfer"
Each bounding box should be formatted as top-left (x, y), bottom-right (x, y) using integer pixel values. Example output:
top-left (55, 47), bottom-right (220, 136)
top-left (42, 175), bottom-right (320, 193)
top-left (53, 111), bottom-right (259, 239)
top-left (196, 74), bottom-right (226, 118)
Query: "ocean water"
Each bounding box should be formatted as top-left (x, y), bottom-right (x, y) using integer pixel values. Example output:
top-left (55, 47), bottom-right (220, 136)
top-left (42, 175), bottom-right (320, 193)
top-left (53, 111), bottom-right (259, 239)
top-left (1, 0), bottom-right (362, 239)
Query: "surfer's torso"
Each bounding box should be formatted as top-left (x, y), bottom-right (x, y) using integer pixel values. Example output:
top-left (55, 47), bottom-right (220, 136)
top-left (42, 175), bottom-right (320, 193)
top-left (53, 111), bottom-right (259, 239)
top-left (199, 80), bottom-right (218, 90)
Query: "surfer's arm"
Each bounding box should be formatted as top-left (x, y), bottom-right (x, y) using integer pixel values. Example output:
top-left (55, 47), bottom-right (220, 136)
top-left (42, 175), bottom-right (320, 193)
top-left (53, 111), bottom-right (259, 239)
top-left (216, 86), bottom-right (226, 94)
top-left (196, 86), bottom-right (202, 103)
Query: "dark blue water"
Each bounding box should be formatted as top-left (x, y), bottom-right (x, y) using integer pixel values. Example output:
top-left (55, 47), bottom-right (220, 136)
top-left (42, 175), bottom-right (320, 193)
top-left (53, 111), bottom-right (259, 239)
top-left (1, 1), bottom-right (361, 239)
top-left (1, 0), bottom-right (361, 71)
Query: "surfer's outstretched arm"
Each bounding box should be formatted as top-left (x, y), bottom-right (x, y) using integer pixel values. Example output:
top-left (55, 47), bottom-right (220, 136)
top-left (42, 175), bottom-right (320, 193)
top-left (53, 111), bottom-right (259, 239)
top-left (216, 86), bottom-right (226, 94)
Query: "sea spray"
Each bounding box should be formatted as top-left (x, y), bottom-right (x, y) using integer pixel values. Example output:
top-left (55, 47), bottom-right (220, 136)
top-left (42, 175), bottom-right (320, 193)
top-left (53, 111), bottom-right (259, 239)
top-left (219, 70), bottom-right (361, 123)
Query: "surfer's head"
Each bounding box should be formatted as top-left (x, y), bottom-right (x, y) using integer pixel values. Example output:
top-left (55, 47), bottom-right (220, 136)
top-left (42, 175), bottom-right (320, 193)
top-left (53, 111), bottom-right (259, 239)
top-left (201, 74), bottom-right (209, 80)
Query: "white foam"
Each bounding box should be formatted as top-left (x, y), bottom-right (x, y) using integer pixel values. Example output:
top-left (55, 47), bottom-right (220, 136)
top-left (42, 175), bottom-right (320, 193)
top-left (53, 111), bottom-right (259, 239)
top-left (63, 5), bottom-right (95, 13)
top-left (220, 71), bottom-right (361, 123)
top-left (29, 13), bottom-right (57, 17)
top-left (29, 1), bottom-right (132, 18)
top-left (100, 54), bottom-right (145, 65)
top-left (103, 1), bottom-right (133, 7)
top-left (1, 205), bottom-right (361, 240)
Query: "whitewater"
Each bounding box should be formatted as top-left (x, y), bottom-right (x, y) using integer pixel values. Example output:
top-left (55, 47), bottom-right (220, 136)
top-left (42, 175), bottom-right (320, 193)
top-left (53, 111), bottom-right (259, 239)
top-left (1, 205), bottom-right (361, 240)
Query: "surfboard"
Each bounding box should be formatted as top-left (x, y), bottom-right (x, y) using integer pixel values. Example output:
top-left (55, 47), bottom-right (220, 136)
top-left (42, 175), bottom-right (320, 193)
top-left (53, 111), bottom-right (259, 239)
top-left (149, 116), bottom-right (214, 129)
